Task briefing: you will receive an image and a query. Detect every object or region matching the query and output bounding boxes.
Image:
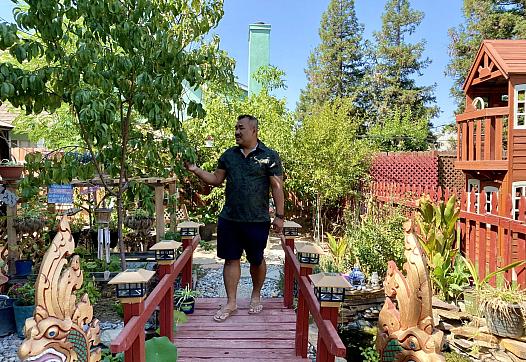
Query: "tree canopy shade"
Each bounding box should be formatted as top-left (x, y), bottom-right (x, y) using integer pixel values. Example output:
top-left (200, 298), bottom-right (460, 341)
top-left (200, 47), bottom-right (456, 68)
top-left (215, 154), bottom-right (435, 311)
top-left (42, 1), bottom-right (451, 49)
top-left (447, 0), bottom-right (526, 112)
top-left (0, 0), bottom-right (235, 268)
top-left (296, 0), bottom-right (366, 120)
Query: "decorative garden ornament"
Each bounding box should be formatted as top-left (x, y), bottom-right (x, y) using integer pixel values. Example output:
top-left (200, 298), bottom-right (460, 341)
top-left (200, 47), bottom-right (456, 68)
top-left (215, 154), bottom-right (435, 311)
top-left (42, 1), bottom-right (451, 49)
top-left (376, 220), bottom-right (444, 362)
top-left (18, 216), bottom-right (101, 362)
top-left (370, 271), bottom-right (380, 289)
top-left (94, 208), bottom-right (111, 263)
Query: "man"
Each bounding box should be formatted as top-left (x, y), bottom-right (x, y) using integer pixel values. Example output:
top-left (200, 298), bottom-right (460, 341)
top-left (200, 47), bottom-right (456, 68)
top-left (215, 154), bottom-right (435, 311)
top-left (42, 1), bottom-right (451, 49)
top-left (185, 114), bottom-right (285, 322)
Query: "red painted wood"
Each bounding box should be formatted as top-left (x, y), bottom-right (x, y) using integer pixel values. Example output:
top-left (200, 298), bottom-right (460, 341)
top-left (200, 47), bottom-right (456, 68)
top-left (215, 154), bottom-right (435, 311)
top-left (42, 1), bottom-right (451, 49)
top-left (123, 302), bottom-right (145, 362)
top-left (489, 225), bottom-right (498, 286)
top-left (158, 264), bottom-right (174, 341)
top-left (479, 222), bottom-right (487, 281)
top-left (317, 307), bottom-right (338, 362)
top-left (284, 237), bottom-right (295, 309)
top-left (181, 237), bottom-right (193, 288)
top-left (111, 235), bottom-right (199, 353)
top-left (295, 266), bottom-right (312, 358)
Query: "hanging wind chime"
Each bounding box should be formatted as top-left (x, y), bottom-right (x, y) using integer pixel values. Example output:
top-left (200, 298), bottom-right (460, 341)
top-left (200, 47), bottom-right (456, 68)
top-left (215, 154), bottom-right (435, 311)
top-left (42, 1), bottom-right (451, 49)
top-left (94, 208), bottom-right (112, 264)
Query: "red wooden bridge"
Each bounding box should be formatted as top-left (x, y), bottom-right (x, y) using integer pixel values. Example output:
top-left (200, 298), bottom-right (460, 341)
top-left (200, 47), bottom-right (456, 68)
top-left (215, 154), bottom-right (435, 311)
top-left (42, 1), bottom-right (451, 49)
top-left (110, 231), bottom-right (347, 362)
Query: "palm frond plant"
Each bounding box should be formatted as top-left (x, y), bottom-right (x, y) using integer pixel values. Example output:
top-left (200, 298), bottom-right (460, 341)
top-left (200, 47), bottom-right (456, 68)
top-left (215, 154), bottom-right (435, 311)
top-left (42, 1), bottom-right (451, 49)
top-left (326, 232), bottom-right (348, 273)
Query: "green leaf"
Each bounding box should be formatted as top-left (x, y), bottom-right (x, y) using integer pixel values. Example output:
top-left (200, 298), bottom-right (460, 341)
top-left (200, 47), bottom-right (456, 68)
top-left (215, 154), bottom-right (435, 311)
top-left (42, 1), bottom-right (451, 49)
top-left (145, 336), bottom-right (178, 362)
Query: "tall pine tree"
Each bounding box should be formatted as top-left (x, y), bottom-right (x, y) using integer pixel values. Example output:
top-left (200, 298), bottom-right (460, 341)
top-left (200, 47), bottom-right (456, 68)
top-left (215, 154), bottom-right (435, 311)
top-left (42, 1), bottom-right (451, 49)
top-left (447, 1), bottom-right (526, 112)
top-left (368, 0), bottom-right (437, 124)
top-left (296, 0), bottom-right (366, 119)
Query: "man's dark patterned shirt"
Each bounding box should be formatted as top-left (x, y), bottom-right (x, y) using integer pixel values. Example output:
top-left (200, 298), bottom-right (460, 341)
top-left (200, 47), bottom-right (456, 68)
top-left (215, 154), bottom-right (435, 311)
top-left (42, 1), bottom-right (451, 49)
top-left (217, 141), bottom-right (283, 222)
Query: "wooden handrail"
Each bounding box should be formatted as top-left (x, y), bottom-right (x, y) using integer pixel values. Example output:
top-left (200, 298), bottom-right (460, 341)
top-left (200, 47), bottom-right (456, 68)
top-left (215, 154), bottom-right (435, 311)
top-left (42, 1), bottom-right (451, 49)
top-left (455, 106), bottom-right (508, 122)
top-left (110, 236), bottom-right (199, 353)
top-left (281, 237), bottom-right (346, 358)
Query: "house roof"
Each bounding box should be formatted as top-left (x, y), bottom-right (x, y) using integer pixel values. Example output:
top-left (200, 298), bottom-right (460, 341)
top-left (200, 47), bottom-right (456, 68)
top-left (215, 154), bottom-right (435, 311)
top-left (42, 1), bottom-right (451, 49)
top-left (463, 40), bottom-right (526, 91)
top-left (0, 105), bottom-right (15, 129)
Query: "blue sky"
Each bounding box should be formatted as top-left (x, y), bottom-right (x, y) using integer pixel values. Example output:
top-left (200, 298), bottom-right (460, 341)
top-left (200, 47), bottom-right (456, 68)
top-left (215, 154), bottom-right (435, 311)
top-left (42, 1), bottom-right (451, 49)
top-left (0, 0), bottom-right (464, 128)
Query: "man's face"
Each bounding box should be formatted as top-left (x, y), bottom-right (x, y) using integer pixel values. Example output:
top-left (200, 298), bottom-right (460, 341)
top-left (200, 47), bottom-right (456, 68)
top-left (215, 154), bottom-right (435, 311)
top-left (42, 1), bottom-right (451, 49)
top-left (235, 118), bottom-right (256, 146)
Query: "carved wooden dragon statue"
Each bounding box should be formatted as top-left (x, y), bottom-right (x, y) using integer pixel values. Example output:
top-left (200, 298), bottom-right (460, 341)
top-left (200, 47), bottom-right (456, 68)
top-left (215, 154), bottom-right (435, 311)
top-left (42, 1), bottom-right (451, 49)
top-left (376, 220), bottom-right (445, 362)
top-left (18, 216), bottom-right (101, 362)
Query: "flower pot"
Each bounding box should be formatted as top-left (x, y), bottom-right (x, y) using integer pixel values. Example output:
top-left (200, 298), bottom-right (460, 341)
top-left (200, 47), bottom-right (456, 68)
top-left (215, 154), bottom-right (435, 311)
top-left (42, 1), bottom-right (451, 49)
top-left (199, 223), bottom-right (217, 241)
top-left (13, 302), bottom-right (34, 338)
top-left (0, 296), bottom-right (16, 337)
top-left (178, 298), bottom-right (195, 314)
top-left (485, 304), bottom-right (525, 338)
top-left (464, 288), bottom-right (480, 316)
top-left (15, 260), bottom-right (33, 277)
top-left (0, 165), bottom-right (24, 180)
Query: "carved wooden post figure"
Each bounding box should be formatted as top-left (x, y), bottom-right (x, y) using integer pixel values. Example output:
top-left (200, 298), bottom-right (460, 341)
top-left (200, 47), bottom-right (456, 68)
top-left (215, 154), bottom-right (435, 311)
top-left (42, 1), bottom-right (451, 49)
top-left (18, 216), bottom-right (101, 362)
top-left (376, 220), bottom-right (444, 362)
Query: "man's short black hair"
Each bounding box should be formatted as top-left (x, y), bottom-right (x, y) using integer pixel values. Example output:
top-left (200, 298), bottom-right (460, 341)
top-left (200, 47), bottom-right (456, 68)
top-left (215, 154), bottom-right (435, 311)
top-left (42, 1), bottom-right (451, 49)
top-left (237, 114), bottom-right (258, 129)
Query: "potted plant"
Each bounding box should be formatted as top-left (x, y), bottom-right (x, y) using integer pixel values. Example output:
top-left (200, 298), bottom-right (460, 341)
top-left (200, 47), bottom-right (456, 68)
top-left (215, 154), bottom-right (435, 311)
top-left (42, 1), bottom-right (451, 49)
top-left (195, 207), bottom-right (217, 242)
top-left (0, 159), bottom-right (24, 180)
top-left (13, 204), bottom-right (46, 235)
top-left (174, 285), bottom-right (199, 314)
top-left (461, 256), bottom-right (525, 316)
top-left (478, 285), bottom-right (526, 339)
top-left (8, 282), bottom-right (35, 338)
top-left (125, 208), bottom-right (154, 232)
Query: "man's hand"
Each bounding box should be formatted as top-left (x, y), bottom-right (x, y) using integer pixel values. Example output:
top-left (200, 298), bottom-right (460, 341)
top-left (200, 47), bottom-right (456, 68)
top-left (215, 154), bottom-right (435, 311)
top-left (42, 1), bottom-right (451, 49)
top-left (272, 217), bottom-right (284, 234)
top-left (184, 161), bottom-right (198, 173)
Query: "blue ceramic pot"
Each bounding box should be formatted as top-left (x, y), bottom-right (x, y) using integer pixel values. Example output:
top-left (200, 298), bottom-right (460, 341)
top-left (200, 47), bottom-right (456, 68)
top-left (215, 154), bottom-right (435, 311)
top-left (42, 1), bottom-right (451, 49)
top-left (13, 302), bottom-right (34, 338)
top-left (15, 260), bottom-right (33, 277)
top-left (0, 296), bottom-right (15, 336)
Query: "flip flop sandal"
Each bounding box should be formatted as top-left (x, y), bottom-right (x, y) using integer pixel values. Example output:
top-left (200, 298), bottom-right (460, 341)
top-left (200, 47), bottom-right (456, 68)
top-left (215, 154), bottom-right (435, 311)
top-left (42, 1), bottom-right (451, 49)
top-left (213, 306), bottom-right (237, 322)
top-left (248, 302), bottom-right (263, 314)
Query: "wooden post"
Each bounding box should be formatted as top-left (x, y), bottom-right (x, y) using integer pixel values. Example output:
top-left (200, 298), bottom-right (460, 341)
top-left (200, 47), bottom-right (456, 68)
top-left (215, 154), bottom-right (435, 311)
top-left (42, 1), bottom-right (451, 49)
top-left (168, 180), bottom-right (177, 232)
top-left (295, 266), bottom-right (313, 358)
top-left (123, 301), bottom-right (146, 362)
top-left (317, 306), bottom-right (339, 362)
top-left (155, 184), bottom-right (165, 243)
top-left (181, 236), bottom-right (193, 288)
top-left (158, 263), bottom-right (174, 340)
top-left (284, 236), bottom-right (295, 309)
top-left (6, 188), bottom-right (16, 275)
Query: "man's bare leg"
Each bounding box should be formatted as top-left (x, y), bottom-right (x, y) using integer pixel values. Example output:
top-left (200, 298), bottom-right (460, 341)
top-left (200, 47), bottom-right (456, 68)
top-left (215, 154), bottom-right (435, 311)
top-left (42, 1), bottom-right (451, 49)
top-left (223, 259), bottom-right (241, 310)
top-left (249, 258), bottom-right (266, 313)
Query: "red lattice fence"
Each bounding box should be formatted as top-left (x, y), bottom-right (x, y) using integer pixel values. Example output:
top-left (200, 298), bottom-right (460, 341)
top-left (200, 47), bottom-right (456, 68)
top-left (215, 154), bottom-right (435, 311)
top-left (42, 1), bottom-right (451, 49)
top-left (370, 181), bottom-right (526, 288)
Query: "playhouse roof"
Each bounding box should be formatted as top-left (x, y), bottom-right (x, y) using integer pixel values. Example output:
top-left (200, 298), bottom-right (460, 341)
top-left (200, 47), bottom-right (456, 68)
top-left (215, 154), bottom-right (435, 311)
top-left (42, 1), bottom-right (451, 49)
top-left (463, 40), bottom-right (526, 91)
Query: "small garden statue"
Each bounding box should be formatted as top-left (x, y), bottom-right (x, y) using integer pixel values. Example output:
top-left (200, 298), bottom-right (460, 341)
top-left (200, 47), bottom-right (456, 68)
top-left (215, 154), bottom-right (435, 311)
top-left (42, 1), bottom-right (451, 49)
top-left (17, 216), bottom-right (101, 361)
top-left (376, 220), bottom-right (444, 362)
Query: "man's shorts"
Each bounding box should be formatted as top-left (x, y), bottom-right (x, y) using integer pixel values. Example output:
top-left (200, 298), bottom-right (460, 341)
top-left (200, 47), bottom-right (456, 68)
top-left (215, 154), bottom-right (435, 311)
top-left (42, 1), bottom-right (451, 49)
top-left (217, 217), bottom-right (271, 265)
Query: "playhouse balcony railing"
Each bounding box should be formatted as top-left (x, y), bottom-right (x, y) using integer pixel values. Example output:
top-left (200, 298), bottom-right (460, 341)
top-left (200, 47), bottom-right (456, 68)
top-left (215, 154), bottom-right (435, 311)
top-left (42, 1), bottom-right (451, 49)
top-left (456, 106), bottom-right (508, 170)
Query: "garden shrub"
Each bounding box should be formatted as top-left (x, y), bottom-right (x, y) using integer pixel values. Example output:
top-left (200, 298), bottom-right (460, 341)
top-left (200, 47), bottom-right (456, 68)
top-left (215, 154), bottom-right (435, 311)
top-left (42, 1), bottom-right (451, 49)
top-left (346, 206), bottom-right (406, 278)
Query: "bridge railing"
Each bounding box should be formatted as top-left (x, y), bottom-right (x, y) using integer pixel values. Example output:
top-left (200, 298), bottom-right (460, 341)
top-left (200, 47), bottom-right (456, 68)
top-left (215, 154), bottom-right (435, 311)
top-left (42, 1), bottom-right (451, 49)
top-left (110, 234), bottom-right (199, 362)
top-left (281, 234), bottom-right (347, 362)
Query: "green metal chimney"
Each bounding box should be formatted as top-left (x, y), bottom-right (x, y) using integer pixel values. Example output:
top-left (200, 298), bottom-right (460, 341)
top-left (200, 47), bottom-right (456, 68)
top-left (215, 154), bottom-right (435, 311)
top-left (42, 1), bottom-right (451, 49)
top-left (248, 22), bottom-right (271, 96)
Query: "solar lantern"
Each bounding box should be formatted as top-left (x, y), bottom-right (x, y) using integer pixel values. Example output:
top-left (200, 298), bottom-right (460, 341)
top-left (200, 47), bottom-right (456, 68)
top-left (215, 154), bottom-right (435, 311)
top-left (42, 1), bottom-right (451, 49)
top-left (108, 268), bottom-right (155, 303)
top-left (150, 240), bottom-right (182, 264)
top-left (310, 272), bottom-right (351, 307)
top-left (295, 243), bottom-right (325, 268)
top-left (177, 221), bottom-right (200, 237)
top-left (283, 220), bottom-right (302, 237)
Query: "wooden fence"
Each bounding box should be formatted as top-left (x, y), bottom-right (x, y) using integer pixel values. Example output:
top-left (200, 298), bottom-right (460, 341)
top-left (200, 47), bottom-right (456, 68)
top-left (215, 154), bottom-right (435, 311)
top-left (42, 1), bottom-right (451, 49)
top-left (370, 181), bottom-right (526, 287)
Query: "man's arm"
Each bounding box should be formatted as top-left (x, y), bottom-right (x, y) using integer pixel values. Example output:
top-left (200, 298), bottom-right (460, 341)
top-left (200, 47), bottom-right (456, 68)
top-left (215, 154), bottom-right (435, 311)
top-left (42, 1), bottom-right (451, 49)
top-left (270, 175), bottom-right (285, 233)
top-left (185, 163), bottom-right (226, 187)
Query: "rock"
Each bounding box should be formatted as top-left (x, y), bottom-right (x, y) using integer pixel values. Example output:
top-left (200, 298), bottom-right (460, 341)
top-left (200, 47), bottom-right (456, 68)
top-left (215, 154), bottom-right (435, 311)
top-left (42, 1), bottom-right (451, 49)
top-left (490, 350), bottom-right (515, 362)
top-left (501, 339), bottom-right (526, 360)
top-left (100, 327), bottom-right (123, 347)
top-left (507, 350), bottom-right (526, 362)
top-left (432, 297), bottom-right (460, 311)
top-left (435, 309), bottom-right (472, 321)
top-left (450, 326), bottom-right (500, 346)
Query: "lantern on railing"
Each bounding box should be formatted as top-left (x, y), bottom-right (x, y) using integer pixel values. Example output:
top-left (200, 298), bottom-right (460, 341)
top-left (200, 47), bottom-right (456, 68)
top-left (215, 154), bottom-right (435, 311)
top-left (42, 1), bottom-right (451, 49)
top-left (295, 243), bottom-right (324, 268)
top-left (283, 220), bottom-right (302, 237)
top-left (177, 221), bottom-right (200, 237)
top-left (108, 268), bottom-right (155, 302)
top-left (310, 272), bottom-right (351, 306)
top-left (150, 240), bottom-right (182, 264)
